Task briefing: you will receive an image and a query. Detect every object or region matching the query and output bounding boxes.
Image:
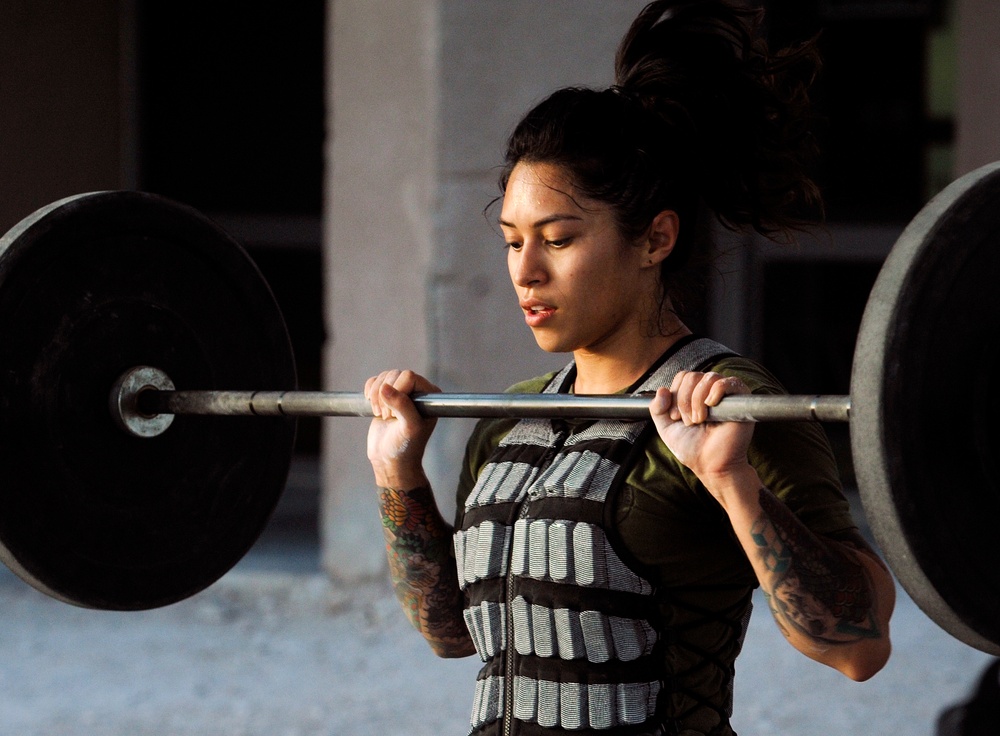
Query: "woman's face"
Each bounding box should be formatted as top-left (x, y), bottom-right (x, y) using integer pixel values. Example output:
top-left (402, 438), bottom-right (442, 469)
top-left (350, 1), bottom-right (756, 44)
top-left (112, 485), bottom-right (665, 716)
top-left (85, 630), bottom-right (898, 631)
top-left (499, 161), bottom-right (658, 357)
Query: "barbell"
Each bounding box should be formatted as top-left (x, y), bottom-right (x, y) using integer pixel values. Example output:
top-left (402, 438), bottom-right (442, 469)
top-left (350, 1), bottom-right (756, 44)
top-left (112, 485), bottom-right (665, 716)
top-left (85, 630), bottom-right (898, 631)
top-left (0, 161), bottom-right (997, 658)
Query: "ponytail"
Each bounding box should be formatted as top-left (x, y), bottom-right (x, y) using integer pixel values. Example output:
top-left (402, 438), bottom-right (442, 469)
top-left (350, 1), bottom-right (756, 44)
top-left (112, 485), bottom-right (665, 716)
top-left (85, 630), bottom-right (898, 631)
top-left (498, 0), bottom-right (823, 315)
top-left (613, 0), bottom-right (822, 238)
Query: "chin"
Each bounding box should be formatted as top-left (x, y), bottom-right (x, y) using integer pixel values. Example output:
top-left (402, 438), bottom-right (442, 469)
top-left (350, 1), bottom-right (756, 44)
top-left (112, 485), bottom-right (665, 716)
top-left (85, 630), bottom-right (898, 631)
top-left (530, 331), bottom-right (571, 354)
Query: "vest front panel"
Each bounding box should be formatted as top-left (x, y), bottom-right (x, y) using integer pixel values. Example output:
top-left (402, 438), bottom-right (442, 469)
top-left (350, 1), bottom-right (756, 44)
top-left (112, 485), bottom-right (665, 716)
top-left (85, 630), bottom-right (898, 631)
top-left (455, 360), bottom-right (680, 736)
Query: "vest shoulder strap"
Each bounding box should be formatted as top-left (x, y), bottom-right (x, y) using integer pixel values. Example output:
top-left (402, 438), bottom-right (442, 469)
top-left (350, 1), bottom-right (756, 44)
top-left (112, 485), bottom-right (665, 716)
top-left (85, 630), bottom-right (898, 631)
top-left (635, 337), bottom-right (740, 394)
top-left (542, 337), bottom-right (740, 396)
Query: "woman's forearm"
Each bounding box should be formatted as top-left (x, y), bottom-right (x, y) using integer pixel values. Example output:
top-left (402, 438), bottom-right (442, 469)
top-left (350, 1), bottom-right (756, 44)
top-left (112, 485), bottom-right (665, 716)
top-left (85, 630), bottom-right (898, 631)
top-left (706, 467), bottom-right (894, 680)
top-left (749, 487), bottom-right (890, 643)
top-left (377, 483), bottom-right (475, 658)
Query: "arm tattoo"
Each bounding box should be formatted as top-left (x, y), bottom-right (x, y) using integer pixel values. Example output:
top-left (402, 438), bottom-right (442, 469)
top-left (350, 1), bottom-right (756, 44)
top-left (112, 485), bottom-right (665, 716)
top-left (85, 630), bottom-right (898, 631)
top-left (751, 488), bottom-right (882, 646)
top-left (378, 485), bottom-right (472, 656)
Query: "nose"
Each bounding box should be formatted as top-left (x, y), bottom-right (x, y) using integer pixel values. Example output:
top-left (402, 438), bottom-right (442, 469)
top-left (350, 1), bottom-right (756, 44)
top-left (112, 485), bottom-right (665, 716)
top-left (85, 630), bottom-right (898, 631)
top-left (509, 241), bottom-right (547, 288)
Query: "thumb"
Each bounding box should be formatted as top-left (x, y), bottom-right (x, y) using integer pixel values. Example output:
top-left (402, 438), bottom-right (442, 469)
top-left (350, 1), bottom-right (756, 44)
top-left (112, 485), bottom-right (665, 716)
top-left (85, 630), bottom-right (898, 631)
top-left (648, 387), bottom-right (675, 426)
top-left (379, 382), bottom-right (424, 424)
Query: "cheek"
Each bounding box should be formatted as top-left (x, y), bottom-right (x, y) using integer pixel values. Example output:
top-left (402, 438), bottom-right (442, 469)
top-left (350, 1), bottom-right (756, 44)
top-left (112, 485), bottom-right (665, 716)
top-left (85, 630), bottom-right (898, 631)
top-left (583, 253), bottom-right (636, 295)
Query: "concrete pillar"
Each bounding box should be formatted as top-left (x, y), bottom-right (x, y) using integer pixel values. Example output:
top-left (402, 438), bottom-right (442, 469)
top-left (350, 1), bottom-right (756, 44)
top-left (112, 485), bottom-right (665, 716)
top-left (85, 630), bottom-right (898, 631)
top-left (322, 0), bottom-right (441, 580)
top-left (321, 1), bottom-right (646, 581)
top-left (955, 0), bottom-right (1000, 175)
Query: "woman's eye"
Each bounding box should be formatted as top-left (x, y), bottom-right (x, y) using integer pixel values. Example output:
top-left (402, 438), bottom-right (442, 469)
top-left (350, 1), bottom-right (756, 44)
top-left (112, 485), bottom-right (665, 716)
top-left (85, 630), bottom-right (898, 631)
top-left (505, 241), bottom-right (523, 251)
top-left (545, 238), bottom-right (571, 248)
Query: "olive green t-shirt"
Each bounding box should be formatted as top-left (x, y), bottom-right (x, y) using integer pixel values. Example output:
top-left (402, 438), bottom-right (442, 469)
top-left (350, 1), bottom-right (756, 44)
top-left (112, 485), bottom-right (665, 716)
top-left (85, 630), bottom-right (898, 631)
top-left (453, 355), bottom-right (858, 734)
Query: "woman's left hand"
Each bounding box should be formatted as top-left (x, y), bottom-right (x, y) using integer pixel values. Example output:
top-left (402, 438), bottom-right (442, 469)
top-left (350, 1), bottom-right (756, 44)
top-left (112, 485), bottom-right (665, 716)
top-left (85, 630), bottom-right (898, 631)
top-left (648, 371), bottom-right (755, 488)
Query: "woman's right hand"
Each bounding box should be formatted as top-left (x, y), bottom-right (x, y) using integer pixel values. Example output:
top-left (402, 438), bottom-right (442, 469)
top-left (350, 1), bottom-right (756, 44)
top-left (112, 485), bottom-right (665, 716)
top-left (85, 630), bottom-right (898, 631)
top-left (364, 369), bottom-right (440, 489)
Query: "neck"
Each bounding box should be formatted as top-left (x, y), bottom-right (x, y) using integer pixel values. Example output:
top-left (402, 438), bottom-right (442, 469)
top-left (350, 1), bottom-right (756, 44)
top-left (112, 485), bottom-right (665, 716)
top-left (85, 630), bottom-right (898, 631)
top-left (572, 324), bottom-right (692, 395)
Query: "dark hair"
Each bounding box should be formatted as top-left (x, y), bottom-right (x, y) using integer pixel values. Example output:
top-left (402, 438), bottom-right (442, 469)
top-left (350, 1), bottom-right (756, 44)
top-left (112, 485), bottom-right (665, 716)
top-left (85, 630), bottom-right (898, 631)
top-left (497, 0), bottom-right (822, 318)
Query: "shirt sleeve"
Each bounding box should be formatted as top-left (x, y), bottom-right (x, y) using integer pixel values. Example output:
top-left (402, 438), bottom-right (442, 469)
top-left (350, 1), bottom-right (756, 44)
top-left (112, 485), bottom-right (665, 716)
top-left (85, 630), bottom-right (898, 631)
top-left (712, 356), bottom-right (856, 536)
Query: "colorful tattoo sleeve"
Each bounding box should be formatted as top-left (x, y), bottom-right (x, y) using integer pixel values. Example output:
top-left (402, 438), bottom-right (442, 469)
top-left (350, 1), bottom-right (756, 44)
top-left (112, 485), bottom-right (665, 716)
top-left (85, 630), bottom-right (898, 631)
top-left (750, 488), bottom-right (882, 646)
top-left (378, 485), bottom-right (473, 656)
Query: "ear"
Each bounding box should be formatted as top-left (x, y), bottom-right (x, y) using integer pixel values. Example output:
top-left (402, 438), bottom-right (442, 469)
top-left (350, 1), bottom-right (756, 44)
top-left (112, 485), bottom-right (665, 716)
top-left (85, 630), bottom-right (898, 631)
top-left (641, 210), bottom-right (679, 268)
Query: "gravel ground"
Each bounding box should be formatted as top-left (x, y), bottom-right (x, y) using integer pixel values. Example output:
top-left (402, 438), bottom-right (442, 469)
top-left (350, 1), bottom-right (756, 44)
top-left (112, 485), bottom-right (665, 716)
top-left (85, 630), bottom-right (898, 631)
top-left (0, 557), bottom-right (992, 736)
top-left (0, 566), bottom-right (478, 736)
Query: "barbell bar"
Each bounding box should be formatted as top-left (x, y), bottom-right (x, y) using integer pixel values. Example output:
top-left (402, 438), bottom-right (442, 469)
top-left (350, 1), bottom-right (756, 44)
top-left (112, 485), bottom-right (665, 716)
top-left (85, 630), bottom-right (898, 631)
top-left (114, 364), bottom-right (851, 433)
top-left (0, 162), bottom-right (996, 659)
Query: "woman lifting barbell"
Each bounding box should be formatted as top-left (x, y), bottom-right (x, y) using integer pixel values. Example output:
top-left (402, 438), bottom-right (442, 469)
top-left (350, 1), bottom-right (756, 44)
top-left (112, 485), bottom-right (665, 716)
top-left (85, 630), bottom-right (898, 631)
top-left (364, 1), bottom-right (896, 734)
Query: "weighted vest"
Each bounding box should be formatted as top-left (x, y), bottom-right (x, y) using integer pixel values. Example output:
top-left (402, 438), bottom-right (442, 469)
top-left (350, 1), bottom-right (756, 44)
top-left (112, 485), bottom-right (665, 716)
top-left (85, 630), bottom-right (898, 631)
top-left (454, 338), bottom-right (736, 735)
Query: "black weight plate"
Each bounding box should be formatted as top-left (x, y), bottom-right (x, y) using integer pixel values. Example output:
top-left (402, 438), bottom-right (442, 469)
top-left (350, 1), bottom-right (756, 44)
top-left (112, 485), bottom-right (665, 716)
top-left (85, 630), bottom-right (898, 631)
top-left (852, 162), bottom-right (1000, 655)
top-left (0, 191), bottom-right (297, 610)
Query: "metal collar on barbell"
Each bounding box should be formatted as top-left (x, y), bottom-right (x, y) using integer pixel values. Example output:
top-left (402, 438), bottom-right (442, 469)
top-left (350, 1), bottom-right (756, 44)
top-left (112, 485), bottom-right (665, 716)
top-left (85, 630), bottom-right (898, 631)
top-left (110, 366), bottom-right (176, 438)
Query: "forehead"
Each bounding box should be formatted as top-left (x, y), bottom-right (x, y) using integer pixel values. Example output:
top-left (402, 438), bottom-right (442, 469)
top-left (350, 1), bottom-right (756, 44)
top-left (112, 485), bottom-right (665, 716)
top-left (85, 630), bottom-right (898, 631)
top-left (500, 162), bottom-right (599, 225)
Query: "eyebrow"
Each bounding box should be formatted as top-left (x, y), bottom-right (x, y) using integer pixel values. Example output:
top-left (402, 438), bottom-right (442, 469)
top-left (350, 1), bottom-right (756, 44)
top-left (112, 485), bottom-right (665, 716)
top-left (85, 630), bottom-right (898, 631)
top-left (498, 213), bottom-right (584, 229)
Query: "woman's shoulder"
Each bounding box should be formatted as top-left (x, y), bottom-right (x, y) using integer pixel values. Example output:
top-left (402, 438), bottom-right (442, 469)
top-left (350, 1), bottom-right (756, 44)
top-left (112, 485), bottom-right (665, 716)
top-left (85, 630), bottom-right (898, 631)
top-left (630, 352), bottom-right (857, 536)
top-left (705, 354), bottom-right (787, 395)
top-left (454, 369), bottom-right (562, 523)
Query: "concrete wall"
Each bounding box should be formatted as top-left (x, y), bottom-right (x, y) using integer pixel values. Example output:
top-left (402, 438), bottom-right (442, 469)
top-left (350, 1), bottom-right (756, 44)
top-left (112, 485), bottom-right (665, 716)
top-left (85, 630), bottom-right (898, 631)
top-left (321, 1), bottom-right (646, 580)
top-left (0, 0), bottom-right (125, 232)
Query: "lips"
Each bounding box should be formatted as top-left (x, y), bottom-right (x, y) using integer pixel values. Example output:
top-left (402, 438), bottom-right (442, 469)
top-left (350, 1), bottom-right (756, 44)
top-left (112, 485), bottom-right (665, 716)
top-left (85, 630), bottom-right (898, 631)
top-left (521, 299), bottom-right (556, 327)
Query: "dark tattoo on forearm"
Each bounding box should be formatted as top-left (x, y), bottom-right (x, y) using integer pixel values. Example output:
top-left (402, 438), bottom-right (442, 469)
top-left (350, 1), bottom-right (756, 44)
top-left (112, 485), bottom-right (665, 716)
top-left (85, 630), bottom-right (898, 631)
top-left (378, 485), bottom-right (472, 655)
top-left (751, 489), bottom-right (881, 645)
